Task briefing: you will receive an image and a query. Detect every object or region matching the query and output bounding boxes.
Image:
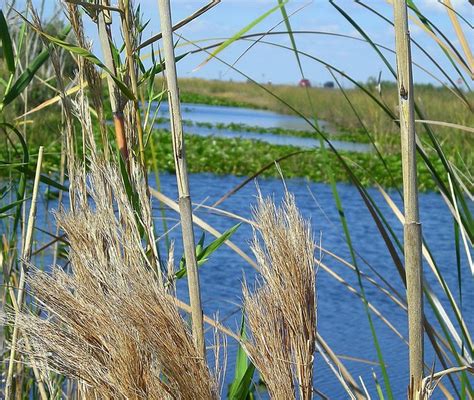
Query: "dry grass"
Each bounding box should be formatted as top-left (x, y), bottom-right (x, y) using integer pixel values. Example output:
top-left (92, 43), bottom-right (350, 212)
top-left (5, 160), bottom-right (219, 400)
top-left (243, 190), bottom-right (317, 400)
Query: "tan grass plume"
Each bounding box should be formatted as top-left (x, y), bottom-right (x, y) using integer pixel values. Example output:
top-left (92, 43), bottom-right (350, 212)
top-left (243, 190), bottom-right (317, 400)
top-left (6, 161), bottom-right (219, 400)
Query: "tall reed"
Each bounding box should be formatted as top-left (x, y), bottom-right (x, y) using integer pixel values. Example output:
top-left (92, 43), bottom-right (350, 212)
top-left (157, 0), bottom-right (205, 358)
top-left (393, 0), bottom-right (424, 393)
top-left (4, 157), bottom-right (220, 400)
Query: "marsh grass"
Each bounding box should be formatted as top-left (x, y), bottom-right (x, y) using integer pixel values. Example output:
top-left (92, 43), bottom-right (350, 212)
top-left (0, 0), bottom-right (473, 399)
top-left (162, 77), bottom-right (473, 146)
top-left (6, 160), bottom-right (220, 400)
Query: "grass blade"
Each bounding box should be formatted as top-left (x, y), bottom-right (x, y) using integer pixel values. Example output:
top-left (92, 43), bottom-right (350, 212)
top-left (1, 49), bottom-right (49, 110)
top-left (0, 10), bottom-right (15, 73)
top-left (196, 0), bottom-right (288, 69)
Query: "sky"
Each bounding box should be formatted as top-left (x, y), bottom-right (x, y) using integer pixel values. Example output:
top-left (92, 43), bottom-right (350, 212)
top-left (11, 0), bottom-right (474, 86)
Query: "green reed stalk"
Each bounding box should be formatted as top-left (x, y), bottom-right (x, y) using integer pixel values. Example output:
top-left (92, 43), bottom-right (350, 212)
top-left (157, 0), bottom-right (205, 358)
top-left (393, 0), bottom-right (424, 394)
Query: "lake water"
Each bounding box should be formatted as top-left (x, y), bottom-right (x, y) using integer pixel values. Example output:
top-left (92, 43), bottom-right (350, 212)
top-left (155, 102), bottom-right (320, 131)
top-left (150, 173), bottom-right (472, 399)
top-left (151, 102), bottom-right (372, 153)
top-left (28, 175), bottom-right (472, 399)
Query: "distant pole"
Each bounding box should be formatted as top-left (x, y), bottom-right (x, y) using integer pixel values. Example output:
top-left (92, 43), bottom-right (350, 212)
top-left (157, 0), bottom-right (205, 359)
top-left (392, 0), bottom-right (424, 394)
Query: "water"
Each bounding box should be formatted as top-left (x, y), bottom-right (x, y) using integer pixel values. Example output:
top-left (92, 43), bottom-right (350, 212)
top-left (151, 102), bottom-right (371, 153)
top-left (149, 173), bottom-right (472, 399)
top-left (19, 104), bottom-right (472, 398)
top-left (154, 102), bottom-right (320, 131)
top-left (27, 173), bottom-right (472, 398)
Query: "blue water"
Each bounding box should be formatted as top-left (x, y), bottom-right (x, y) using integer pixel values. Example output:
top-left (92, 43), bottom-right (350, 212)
top-left (149, 173), bottom-right (472, 399)
top-left (22, 172), bottom-right (473, 398)
top-left (154, 102), bottom-right (321, 131)
top-left (150, 102), bottom-right (374, 153)
top-left (9, 102), bottom-right (472, 398)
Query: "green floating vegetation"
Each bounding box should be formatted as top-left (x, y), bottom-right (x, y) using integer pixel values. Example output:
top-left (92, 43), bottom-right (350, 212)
top-left (149, 129), bottom-right (448, 192)
top-left (1, 107), bottom-right (464, 193)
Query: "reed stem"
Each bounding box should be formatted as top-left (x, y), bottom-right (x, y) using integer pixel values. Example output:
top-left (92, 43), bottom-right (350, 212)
top-left (157, 0), bottom-right (205, 358)
top-left (97, 2), bottom-right (128, 162)
top-left (392, 0), bottom-right (424, 393)
top-left (5, 146), bottom-right (44, 400)
top-left (119, 0), bottom-right (146, 169)
top-left (442, 0), bottom-right (473, 78)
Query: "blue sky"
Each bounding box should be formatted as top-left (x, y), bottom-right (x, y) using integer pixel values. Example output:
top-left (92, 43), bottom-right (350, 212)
top-left (23, 0), bottom-right (474, 86)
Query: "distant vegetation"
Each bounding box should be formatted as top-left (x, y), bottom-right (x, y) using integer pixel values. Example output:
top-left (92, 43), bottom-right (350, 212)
top-left (173, 77), bottom-right (473, 164)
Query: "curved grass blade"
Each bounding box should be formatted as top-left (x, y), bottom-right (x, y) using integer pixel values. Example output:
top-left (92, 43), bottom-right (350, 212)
top-left (0, 123), bottom-right (29, 234)
top-left (196, 0), bottom-right (288, 70)
top-left (276, 0), bottom-right (304, 77)
top-left (0, 197), bottom-right (30, 216)
top-left (1, 49), bottom-right (49, 110)
top-left (1, 23), bottom-right (71, 110)
top-left (212, 149), bottom-right (309, 207)
top-left (353, 1), bottom-right (471, 109)
top-left (151, 188), bottom-right (257, 269)
top-left (405, 0), bottom-right (471, 80)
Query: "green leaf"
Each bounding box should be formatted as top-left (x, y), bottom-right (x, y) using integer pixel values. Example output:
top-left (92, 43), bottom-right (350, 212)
top-left (117, 148), bottom-right (145, 238)
top-left (0, 24), bottom-right (71, 110)
top-left (277, 0), bottom-right (304, 78)
top-left (138, 53), bottom-right (188, 87)
top-left (228, 315), bottom-right (255, 400)
top-left (26, 24), bottom-right (135, 101)
top-left (228, 364), bottom-right (255, 400)
top-left (0, 10), bottom-right (15, 73)
top-left (197, 222), bottom-right (241, 264)
top-left (0, 197), bottom-right (30, 215)
top-left (1, 49), bottom-right (49, 109)
top-left (176, 223), bottom-right (241, 279)
top-left (1, 161), bottom-right (69, 192)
